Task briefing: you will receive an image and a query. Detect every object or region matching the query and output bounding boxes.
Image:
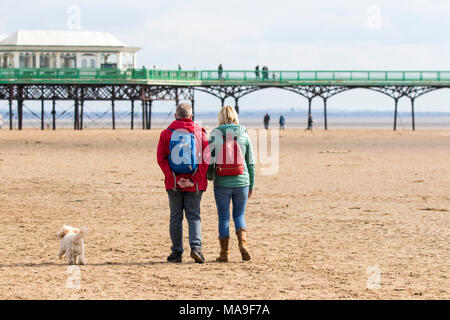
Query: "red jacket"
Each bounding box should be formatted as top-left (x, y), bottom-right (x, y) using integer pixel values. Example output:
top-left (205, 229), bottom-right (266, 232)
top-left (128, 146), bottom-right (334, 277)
top-left (157, 118), bottom-right (210, 192)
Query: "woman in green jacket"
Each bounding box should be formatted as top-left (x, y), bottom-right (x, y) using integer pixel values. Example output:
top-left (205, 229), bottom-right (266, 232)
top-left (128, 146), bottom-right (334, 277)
top-left (208, 106), bottom-right (255, 262)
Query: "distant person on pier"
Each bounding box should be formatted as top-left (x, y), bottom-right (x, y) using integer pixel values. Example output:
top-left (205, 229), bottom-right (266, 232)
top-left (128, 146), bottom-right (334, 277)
top-left (279, 115), bottom-right (285, 130)
top-left (255, 65), bottom-right (260, 80)
top-left (178, 64), bottom-right (182, 70)
top-left (263, 113), bottom-right (270, 129)
top-left (263, 66), bottom-right (269, 80)
top-left (157, 102), bottom-right (210, 264)
top-left (306, 114), bottom-right (314, 131)
top-left (218, 64), bottom-right (223, 80)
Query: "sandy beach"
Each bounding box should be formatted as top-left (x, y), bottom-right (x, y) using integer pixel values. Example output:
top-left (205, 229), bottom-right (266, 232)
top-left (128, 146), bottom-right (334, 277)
top-left (0, 129), bottom-right (448, 299)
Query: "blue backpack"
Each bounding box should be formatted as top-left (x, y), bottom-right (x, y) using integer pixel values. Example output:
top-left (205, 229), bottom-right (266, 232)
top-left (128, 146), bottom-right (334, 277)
top-left (168, 128), bottom-right (198, 174)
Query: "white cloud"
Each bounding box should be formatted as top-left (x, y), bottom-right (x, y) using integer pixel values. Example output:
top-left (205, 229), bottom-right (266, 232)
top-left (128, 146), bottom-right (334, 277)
top-left (1, 0), bottom-right (450, 112)
top-left (0, 16), bottom-right (7, 34)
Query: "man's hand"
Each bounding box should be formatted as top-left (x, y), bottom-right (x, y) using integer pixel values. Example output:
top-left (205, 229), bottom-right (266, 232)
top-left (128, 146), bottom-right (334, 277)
top-left (177, 178), bottom-right (194, 189)
top-left (248, 189), bottom-right (253, 199)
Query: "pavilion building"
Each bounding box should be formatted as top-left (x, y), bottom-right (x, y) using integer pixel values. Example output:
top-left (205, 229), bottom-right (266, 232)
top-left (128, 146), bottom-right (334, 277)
top-left (0, 30), bottom-right (140, 69)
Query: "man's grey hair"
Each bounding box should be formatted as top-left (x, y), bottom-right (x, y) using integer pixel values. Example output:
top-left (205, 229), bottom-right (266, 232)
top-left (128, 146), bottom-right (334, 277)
top-left (176, 102), bottom-right (192, 118)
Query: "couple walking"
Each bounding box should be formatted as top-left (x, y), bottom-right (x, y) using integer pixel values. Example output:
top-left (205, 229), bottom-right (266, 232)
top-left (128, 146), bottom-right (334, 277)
top-left (157, 103), bottom-right (255, 264)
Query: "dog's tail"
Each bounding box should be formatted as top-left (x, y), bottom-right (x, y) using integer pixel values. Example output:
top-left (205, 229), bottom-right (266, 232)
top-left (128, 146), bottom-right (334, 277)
top-left (74, 227), bottom-right (88, 242)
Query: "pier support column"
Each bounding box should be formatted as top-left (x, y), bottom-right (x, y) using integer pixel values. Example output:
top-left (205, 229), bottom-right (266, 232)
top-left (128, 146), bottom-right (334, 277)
top-left (393, 98), bottom-right (399, 131)
top-left (191, 98), bottom-right (195, 120)
top-left (144, 101), bottom-right (149, 130)
top-left (234, 97), bottom-right (240, 114)
top-left (52, 100), bottom-right (56, 130)
top-left (74, 99), bottom-right (79, 130)
top-left (308, 98), bottom-right (312, 117)
top-left (9, 99), bottom-right (13, 130)
top-left (8, 86), bottom-right (13, 130)
top-left (147, 100), bottom-right (152, 130)
top-left (220, 97), bottom-right (225, 107)
top-left (307, 97), bottom-right (312, 129)
top-left (144, 100), bottom-right (148, 129)
top-left (41, 100), bottom-right (45, 130)
top-left (141, 100), bottom-right (145, 130)
top-left (17, 85), bottom-right (23, 130)
top-left (411, 98), bottom-right (416, 131)
top-left (17, 99), bottom-right (23, 130)
top-left (80, 100), bottom-right (84, 130)
top-left (131, 100), bottom-right (134, 130)
top-left (323, 98), bottom-right (328, 130)
top-left (111, 99), bottom-right (116, 130)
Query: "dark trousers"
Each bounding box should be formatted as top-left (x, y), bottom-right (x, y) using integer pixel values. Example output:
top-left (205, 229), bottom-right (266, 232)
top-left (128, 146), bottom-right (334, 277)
top-left (167, 190), bottom-right (203, 254)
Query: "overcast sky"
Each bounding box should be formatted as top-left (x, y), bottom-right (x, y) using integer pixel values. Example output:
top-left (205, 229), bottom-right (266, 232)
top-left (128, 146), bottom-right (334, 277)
top-left (1, 0), bottom-right (450, 112)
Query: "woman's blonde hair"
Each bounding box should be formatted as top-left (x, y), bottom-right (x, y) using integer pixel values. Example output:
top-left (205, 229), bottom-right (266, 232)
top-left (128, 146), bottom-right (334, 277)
top-left (218, 105), bottom-right (239, 125)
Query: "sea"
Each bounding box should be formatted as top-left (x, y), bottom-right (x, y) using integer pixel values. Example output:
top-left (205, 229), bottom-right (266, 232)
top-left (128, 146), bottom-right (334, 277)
top-left (0, 110), bottom-right (449, 130)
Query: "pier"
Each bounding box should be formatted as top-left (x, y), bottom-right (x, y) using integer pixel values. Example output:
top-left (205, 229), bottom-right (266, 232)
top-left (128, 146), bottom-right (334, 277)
top-left (1, 68), bottom-right (449, 130)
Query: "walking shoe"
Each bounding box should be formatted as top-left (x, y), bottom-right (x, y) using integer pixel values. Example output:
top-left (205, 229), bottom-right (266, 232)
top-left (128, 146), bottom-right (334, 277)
top-left (167, 252), bottom-right (182, 263)
top-left (236, 228), bottom-right (251, 261)
top-left (190, 250), bottom-right (205, 264)
top-left (216, 237), bottom-right (230, 262)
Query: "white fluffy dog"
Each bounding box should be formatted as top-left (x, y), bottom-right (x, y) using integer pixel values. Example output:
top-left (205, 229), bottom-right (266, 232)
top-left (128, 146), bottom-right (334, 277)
top-left (57, 225), bottom-right (87, 265)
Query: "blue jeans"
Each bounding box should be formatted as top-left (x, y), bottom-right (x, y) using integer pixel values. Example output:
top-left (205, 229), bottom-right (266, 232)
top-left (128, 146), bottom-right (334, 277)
top-left (213, 186), bottom-right (249, 238)
top-left (167, 190), bottom-right (203, 254)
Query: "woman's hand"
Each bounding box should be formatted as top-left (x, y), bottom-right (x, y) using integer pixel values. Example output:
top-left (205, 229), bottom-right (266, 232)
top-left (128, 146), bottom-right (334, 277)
top-left (248, 189), bottom-right (253, 199)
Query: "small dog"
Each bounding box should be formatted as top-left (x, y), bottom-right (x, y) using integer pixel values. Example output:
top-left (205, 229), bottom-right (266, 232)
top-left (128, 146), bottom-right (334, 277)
top-left (57, 225), bottom-right (87, 265)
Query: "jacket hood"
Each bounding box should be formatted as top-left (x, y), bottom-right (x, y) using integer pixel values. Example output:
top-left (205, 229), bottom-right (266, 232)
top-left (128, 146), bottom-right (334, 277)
top-left (168, 118), bottom-right (205, 133)
top-left (215, 124), bottom-right (247, 136)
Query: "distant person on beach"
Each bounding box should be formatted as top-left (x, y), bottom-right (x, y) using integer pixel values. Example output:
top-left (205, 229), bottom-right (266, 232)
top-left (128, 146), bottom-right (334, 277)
top-left (207, 106), bottom-right (255, 262)
top-left (157, 102), bottom-right (210, 264)
top-left (218, 64), bottom-right (223, 80)
top-left (0, 114), bottom-right (3, 129)
top-left (263, 113), bottom-right (270, 129)
top-left (306, 114), bottom-right (314, 131)
top-left (279, 115), bottom-right (285, 130)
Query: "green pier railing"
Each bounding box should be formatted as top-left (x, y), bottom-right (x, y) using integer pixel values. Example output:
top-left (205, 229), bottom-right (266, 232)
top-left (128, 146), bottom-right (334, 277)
top-left (1, 68), bottom-right (450, 86)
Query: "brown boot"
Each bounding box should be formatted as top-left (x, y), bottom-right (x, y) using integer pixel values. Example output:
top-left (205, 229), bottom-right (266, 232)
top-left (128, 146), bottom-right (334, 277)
top-left (216, 237), bottom-right (230, 262)
top-left (236, 228), bottom-right (251, 261)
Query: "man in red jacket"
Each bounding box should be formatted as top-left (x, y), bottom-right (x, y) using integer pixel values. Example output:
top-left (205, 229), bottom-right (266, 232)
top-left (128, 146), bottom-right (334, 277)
top-left (157, 102), bottom-right (210, 263)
